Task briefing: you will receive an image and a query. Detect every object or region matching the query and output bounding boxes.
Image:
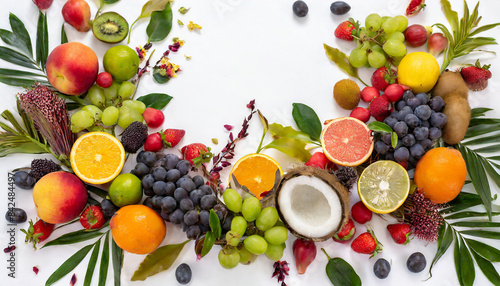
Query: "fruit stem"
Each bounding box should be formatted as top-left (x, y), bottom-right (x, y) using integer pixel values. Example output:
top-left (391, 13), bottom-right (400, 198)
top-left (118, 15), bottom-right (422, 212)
top-left (321, 248), bottom-right (332, 260)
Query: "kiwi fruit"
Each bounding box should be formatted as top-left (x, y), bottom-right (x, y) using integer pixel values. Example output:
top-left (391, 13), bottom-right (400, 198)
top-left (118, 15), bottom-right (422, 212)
top-left (442, 94), bottom-right (471, 145)
top-left (432, 70), bottom-right (469, 100)
top-left (92, 12), bottom-right (129, 43)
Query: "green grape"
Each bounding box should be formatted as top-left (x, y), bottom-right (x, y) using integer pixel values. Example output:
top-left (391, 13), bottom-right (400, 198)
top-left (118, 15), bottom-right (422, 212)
top-left (71, 110), bottom-right (95, 129)
top-left (394, 15), bottom-right (409, 32)
top-left (243, 235), bottom-right (268, 255)
top-left (358, 41), bottom-right (370, 50)
top-left (87, 125), bottom-right (104, 132)
top-left (349, 48), bottom-right (368, 68)
top-left (118, 81), bottom-right (135, 99)
top-left (265, 243), bottom-right (286, 262)
top-left (241, 197), bottom-right (262, 222)
top-left (368, 51), bottom-right (387, 68)
top-left (256, 207), bottom-right (279, 232)
top-left (238, 245), bottom-right (257, 265)
top-left (274, 220), bottom-right (285, 228)
top-left (102, 106), bottom-right (120, 126)
top-left (264, 226), bottom-right (288, 245)
top-left (392, 56), bottom-right (404, 66)
top-left (383, 39), bottom-right (407, 57)
top-left (70, 124), bottom-right (84, 133)
top-left (381, 17), bottom-right (398, 34)
top-left (223, 188), bottom-right (242, 213)
top-left (118, 106), bottom-right (143, 129)
top-left (231, 216), bottom-right (248, 236)
top-left (381, 16), bottom-right (391, 24)
top-left (87, 85), bottom-right (105, 109)
top-left (103, 81), bottom-right (120, 101)
top-left (370, 44), bottom-right (383, 53)
top-left (81, 105), bottom-right (103, 121)
top-left (386, 31), bottom-right (405, 42)
top-left (226, 231), bottom-right (241, 247)
top-left (358, 27), bottom-right (368, 39)
top-left (122, 100), bottom-right (146, 114)
top-left (365, 13), bottom-right (382, 32)
top-left (218, 247), bottom-right (240, 269)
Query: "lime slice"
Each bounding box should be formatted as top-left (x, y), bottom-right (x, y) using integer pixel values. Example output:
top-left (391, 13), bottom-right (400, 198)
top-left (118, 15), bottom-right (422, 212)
top-left (357, 160), bottom-right (410, 214)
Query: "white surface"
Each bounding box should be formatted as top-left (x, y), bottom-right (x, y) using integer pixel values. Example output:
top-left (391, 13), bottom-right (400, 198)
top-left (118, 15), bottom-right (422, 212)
top-left (0, 0), bottom-right (500, 285)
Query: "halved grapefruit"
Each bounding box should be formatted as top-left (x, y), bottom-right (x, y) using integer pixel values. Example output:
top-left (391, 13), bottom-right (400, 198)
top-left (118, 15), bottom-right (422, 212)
top-left (320, 117), bottom-right (374, 167)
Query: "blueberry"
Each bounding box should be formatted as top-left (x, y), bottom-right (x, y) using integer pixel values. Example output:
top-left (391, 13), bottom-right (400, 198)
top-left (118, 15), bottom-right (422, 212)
top-left (406, 97), bottom-right (421, 110)
top-left (141, 174), bottom-right (155, 189)
top-left (166, 169), bottom-right (181, 182)
top-left (164, 153), bottom-right (180, 170)
top-left (407, 252), bottom-right (426, 273)
top-left (176, 160), bottom-right (191, 176)
top-left (430, 112), bottom-right (448, 129)
top-left (405, 113), bottom-right (421, 129)
top-left (193, 175), bottom-right (205, 188)
top-left (161, 196), bottom-right (177, 213)
top-left (374, 258), bottom-right (391, 279)
top-left (413, 127), bottom-right (429, 141)
top-left (14, 171), bottom-right (35, 190)
top-left (402, 134), bottom-right (416, 147)
top-left (383, 116), bottom-right (398, 129)
top-left (394, 147), bottom-right (410, 162)
top-left (5, 208), bottom-right (27, 224)
top-left (415, 93), bottom-right (429, 105)
top-left (175, 263), bottom-right (192, 285)
top-left (394, 121), bottom-right (408, 138)
top-left (429, 96), bottom-right (445, 112)
top-left (375, 141), bottom-right (391, 155)
top-left (330, 1), bottom-right (350, 15)
top-left (152, 167), bottom-right (167, 181)
top-left (292, 1), bottom-right (308, 17)
top-left (414, 105), bottom-right (432, 121)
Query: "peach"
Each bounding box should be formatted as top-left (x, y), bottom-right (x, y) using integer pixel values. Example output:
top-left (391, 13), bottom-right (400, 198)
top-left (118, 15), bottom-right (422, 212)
top-left (62, 0), bottom-right (91, 32)
top-left (33, 171), bottom-right (88, 224)
top-left (46, 42), bottom-right (98, 96)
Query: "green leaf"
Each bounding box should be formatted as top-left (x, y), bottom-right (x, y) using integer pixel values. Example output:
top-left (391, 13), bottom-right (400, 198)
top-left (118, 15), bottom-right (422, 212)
top-left (441, 0), bottom-right (459, 33)
top-left (136, 93), bottom-right (173, 110)
top-left (147, 2), bottom-right (173, 42)
top-left (470, 107), bottom-right (493, 118)
top-left (0, 29), bottom-right (32, 57)
top-left (0, 68), bottom-right (45, 78)
top-left (462, 133), bottom-right (500, 145)
top-left (368, 121), bottom-right (392, 133)
top-left (85, 184), bottom-right (108, 199)
top-left (391, 132), bottom-right (398, 148)
top-left (480, 157), bottom-right (500, 189)
top-left (461, 230), bottom-right (500, 240)
top-left (469, 23), bottom-right (500, 37)
top-left (452, 221), bottom-right (500, 228)
top-left (9, 13), bottom-right (33, 57)
top-left (458, 235), bottom-right (475, 286)
top-left (0, 76), bottom-right (47, 87)
top-left (469, 118), bottom-right (500, 127)
top-left (0, 46), bottom-right (38, 69)
top-left (323, 44), bottom-right (358, 79)
top-left (454, 233), bottom-right (463, 285)
top-left (152, 68), bottom-right (171, 84)
top-left (84, 239), bottom-right (101, 286)
top-left (264, 137), bottom-right (311, 162)
top-left (103, 0), bottom-right (120, 3)
top-left (471, 249), bottom-right (500, 285)
top-left (258, 109), bottom-right (269, 135)
top-left (209, 209), bottom-right (221, 239)
top-left (292, 103), bottom-right (322, 141)
top-left (42, 229), bottom-right (105, 248)
top-left (61, 24), bottom-right (68, 44)
top-left (45, 244), bottom-right (94, 286)
top-left (200, 232), bottom-right (215, 258)
top-left (98, 233), bottom-right (110, 286)
top-left (35, 11), bottom-right (48, 72)
top-left (128, 0), bottom-right (170, 43)
top-left (473, 144), bottom-right (500, 153)
top-left (439, 192), bottom-right (483, 214)
top-left (131, 240), bottom-right (189, 281)
top-left (445, 211), bottom-right (500, 220)
top-left (111, 240), bottom-right (123, 286)
top-left (268, 123), bottom-right (314, 144)
top-left (429, 223), bottom-right (454, 278)
top-left (465, 124), bottom-right (500, 138)
top-left (466, 238), bottom-right (500, 262)
top-left (325, 257), bottom-right (361, 286)
top-left (489, 156), bottom-right (500, 162)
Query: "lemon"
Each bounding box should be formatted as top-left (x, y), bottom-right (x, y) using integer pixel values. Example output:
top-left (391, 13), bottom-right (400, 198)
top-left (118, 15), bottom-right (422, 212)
top-left (357, 160), bottom-right (410, 214)
top-left (397, 52), bottom-right (440, 93)
top-left (103, 45), bottom-right (140, 82)
top-left (109, 173), bottom-right (143, 207)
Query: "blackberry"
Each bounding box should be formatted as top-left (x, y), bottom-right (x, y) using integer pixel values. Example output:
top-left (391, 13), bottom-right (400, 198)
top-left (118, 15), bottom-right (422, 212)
top-left (121, 121), bottom-right (148, 153)
top-left (30, 159), bottom-right (61, 180)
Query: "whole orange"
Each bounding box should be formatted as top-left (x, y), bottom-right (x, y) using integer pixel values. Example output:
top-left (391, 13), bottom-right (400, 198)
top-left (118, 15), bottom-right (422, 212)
top-left (414, 147), bottom-right (467, 204)
top-left (110, 205), bottom-right (166, 254)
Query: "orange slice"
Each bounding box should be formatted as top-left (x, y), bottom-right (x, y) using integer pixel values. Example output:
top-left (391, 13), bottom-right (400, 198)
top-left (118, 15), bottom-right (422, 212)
top-left (229, 153), bottom-right (283, 199)
top-left (321, 117), bottom-right (374, 167)
top-left (70, 132), bottom-right (125, 184)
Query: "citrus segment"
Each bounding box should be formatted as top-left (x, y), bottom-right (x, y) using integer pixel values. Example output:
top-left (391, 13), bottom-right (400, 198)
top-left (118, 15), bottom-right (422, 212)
top-left (110, 205), bottom-right (166, 254)
top-left (358, 160), bottom-right (410, 214)
top-left (70, 132), bottom-right (125, 184)
top-left (397, 52), bottom-right (440, 93)
top-left (229, 153), bottom-right (283, 199)
top-left (321, 117), bottom-right (374, 166)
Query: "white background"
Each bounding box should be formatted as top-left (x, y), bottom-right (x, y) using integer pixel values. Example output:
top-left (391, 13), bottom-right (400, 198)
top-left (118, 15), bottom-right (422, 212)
top-left (1, 0), bottom-right (500, 285)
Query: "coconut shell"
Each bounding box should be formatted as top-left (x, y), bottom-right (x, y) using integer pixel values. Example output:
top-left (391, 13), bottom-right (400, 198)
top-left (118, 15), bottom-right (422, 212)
top-left (442, 94), bottom-right (471, 145)
top-left (274, 166), bottom-right (350, 241)
top-left (432, 70), bottom-right (469, 100)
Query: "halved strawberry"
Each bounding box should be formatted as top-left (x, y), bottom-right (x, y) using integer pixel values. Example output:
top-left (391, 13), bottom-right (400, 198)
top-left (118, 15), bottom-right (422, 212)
top-left (406, 0), bottom-right (426, 17)
top-left (162, 129), bottom-right (185, 148)
top-left (80, 205), bottom-right (105, 230)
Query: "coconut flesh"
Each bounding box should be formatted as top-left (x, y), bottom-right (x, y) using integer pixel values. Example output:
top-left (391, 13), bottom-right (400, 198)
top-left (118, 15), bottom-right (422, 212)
top-left (275, 166), bottom-right (349, 241)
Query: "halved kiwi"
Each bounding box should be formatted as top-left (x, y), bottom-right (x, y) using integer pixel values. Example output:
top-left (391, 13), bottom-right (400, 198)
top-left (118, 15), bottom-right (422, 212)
top-left (92, 12), bottom-right (129, 43)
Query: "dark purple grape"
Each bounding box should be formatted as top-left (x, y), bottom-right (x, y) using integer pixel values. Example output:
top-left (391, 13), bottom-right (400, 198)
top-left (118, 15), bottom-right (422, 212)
top-left (429, 96), bottom-right (445, 112)
top-left (175, 263), bottom-right (192, 285)
top-left (180, 198), bottom-right (194, 212)
top-left (174, 188), bottom-right (189, 202)
top-left (199, 210), bottom-right (210, 226)
top-left (428, 127), bottom-right (442, 140)
top-left (190, 189), bottom-right (204, 206)
top-left (200, 195), bottom-right (217, 210)
top-left (421, 120), bottom-right (430, 128)
top-left (415, 93), bottom-right (429, 105)
top-left (180, 178), bottom-right (196, 192)
top-left (161, 196), bottom-right (177, 213)
top-left (152, 167), bottom-right (167, 181)
top-left (154, 157), bottom-right (166, 168)
top-left (193, 175), bottom-right (204, 188)
top-left (385, 152), bottom-right (395, 161)
top-left (199, 223), bottom-right (210, 233)
top-left (176, 160), bottom-right (191, 176)
top-left (143, 197), bottom-right (154, 209)
top-left (396, 106), bottom-right (413, 121)
top-left (214, 204), bottom-right (228, 221)
top-left (395, 100), bottom-right (407, 111)
top-left (153, 181), bottom-right (168, 196)
top-left (330, 1), bottom-right (350, 15)
top-left (383, 116), bottom-right (398, 129)
top-left (169, 209), bottom-right (185, 225)
top-left (381, 133), bottom-right (392, 145)
top-left (293, 1), bottom-right (308, 17)
top-left (430, 112), bottom-right (448, 129)
top-left (164, 153), bottom-right (180, 170)
top-left (184, 210), bottom-right (199, 226)
top-left (151, 195), bottom-right (164, 209)
top-left (143, 188), bottom-right (155, 197)
top-left (166, 169), bottom-right (181, 182)
top-left (199, 185), bottom-right (213, 196)
top-left (404, 114), bottom-right (420, 128)
top-left (5, 208), bottom-right (27, 224)
top-left (186, 225), bottom-right (201, 240)
top-left (413, 127), bottom-right (429, 141)
top-left (409, 144), bottom-right (425, 159)
top-left (394, 147), bottom-right (410, 162)
top-left (138, 151), bottom-right (156, 166)
top-left (14, 171), bottom-right (35, 190)
top-left (133, 163), bottom-right (150, 178)
top-left (136, 151), bottom-right (145, 163)
top-left (402, 134), bottom-right (416, 147)
top-left (420, 139), bottom-right (432, 150)
top-left (402, 90), bottom-right (415, 101)
top-left (141, 174), bottom-right (155, 189)
top-left (407, 252), bottom-right (426, 273)
top-left (414, 105), bottom-right (432, 121)
top-left (394, 121), bottom-right (408, 137)
top-left (164, 181), bottom-right (176, 196)
top-left (222, 213), bottom-right (234, 232)
top-left (406, 97), bottom-right (421, 110)
top-left (375, 141), bottom-right (391, 154)
top-left (374, 258), bottom-right (391, 279)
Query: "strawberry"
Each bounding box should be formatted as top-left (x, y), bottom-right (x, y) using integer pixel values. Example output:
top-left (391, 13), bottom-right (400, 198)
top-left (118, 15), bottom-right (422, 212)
top-left (351, 229), bottom-right (383, 257)
top-left (305, 152), bottom-right (337, 170)
top-left (181, 143), bottom-right (212, 165)
top-left (162, 129), bottom-right (185, 148)
top-left (334, 19), bottom-right (358, 41)
top-left (333, 218), bottom-right (356, 242)
top-left (405, 0), bottom-right (426, 17)
top-left (21, 219), bottom-right (55, 249)
top-left (387, 223), bottom-right (411, 245)
top-left (371, 66), bottom-right (397, 91)
top-left (369, 94), bottom-right (391, 122)
top-left (351, 201), bottom-right (373, 224)
top-left (350, 107), bottom-right (370, 123)
top-left (460, 60), bottom-right (492, 91)
top-left (80, 205), bottom-right (105, 230)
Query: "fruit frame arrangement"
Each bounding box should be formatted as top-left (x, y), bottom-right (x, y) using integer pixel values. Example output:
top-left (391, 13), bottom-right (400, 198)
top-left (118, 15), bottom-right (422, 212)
top-left (1, 0), bottom-right (500, 286)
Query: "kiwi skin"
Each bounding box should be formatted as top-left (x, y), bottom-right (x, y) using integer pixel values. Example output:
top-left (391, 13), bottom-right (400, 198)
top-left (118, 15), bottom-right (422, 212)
top-left (432, 70), bottom-right (469, 101)
top-left (92, 12), bottom-right (129, 43)
top-left (442, 93), bottom-right (471, 145)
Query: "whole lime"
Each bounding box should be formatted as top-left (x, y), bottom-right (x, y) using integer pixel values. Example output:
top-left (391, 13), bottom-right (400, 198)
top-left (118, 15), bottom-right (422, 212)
top-left (103, 45), bottom-right (139, 82)
top-left (108, 173), bottom-right (142, 207)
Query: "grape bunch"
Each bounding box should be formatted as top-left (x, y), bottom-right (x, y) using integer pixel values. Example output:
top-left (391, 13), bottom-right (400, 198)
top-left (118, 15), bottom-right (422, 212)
top-left (218, 189), bottom-right (288, 269)
top-left (70, 81), bottom-right (145, 133)
top-left (348, 14), bottom-right (409, 69)
top-left (375, 91), bottom-right (447, 169)
top-left (132, 151), bottom-right (231, 240)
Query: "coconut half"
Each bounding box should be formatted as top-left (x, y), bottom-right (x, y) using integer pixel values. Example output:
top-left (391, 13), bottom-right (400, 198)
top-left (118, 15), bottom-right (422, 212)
top-left (275, 166), bottom-right (350, 241)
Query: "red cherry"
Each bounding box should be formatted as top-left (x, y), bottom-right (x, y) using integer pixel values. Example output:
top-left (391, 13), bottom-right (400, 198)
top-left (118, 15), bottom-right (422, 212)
top-left (360, 86), bottom-right (380, 102)
top-left (96, 72), bottom-right (113, 88)
top-left (351, 201), bottom-right (373, 224)
top-left (143, 107), bottom-right (165, 129)
top-left (144, 133), bottom-right (163, 152)
top-left (384, 84), bottom-right (405, 103)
